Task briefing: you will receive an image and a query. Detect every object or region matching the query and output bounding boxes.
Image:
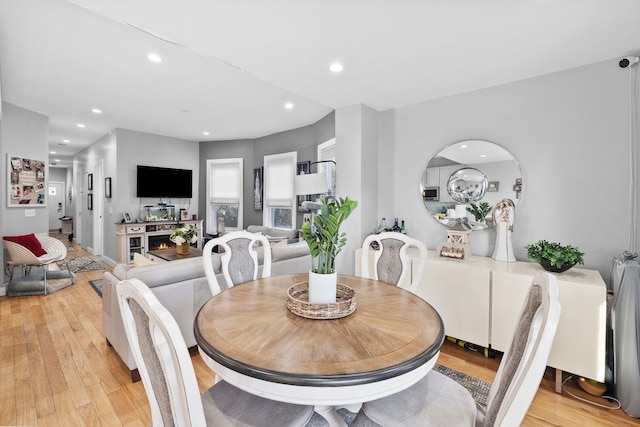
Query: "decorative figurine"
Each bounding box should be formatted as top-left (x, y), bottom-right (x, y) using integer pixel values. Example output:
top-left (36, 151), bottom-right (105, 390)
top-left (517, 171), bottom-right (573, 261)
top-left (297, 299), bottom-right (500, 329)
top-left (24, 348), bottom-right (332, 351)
top-left (492, 198), bottom-right (516, 262)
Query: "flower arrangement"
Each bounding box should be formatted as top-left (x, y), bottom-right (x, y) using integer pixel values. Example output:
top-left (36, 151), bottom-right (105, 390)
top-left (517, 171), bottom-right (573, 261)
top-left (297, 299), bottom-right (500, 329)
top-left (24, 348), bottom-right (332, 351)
top-left (170, 224), bottom-right (198, 246)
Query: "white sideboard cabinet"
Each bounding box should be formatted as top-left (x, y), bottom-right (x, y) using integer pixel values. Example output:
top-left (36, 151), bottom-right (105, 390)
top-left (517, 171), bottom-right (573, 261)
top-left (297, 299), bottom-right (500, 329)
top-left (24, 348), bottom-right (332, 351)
top-left (355, 248), bottom-right (607, 390)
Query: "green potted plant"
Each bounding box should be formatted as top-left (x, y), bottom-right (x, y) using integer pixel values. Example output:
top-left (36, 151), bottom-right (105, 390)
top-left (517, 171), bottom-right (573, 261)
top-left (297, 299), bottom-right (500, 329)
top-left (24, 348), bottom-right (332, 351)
top-left (466, 202), bottom-right (492, 223)
top-left (301, 197), bottom-right (358, 303)
top-left (526, 240), bottom-right (584, 273)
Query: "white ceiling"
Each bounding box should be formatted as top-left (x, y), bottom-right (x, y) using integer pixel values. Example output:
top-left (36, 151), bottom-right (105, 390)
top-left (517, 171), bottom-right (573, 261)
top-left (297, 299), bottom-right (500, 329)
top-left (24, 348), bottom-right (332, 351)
top-left (1, 0), bottom-right (639, 168)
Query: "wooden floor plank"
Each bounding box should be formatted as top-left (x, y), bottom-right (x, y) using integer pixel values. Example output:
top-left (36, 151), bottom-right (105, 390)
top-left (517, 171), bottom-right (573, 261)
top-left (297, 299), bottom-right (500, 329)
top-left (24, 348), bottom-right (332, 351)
top-left (0, 238), bottom-right (638, 426)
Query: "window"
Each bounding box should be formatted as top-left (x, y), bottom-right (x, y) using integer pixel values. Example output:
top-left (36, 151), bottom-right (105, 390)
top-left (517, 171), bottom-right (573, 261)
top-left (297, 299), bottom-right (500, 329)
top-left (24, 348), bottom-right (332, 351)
top-left (207, 158), bottom-right (243, 234)
top-left (263, 151), bottom-right (297, 229)
top-left (317, 138), bottom-right (336, 197)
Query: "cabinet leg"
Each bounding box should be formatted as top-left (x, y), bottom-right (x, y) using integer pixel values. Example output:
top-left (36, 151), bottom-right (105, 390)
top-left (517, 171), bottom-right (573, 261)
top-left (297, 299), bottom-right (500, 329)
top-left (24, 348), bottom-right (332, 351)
top-left (555, 368), bottom-right (563, 393)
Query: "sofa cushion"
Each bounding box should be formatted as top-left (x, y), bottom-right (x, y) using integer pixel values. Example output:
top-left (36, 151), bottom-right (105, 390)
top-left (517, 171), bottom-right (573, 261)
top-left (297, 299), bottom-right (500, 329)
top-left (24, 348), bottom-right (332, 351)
top-left (246, 225), bottom-right (298, 240)
top-left (114, 256), bottom-right (221, 288)
top-left (133, 253), bottom-right (159, 267)
top-left (271, 241), bottom-right (310, 262)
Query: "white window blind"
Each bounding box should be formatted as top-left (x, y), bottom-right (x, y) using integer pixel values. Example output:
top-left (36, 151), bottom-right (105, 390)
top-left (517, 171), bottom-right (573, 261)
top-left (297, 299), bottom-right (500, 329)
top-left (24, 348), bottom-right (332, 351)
top-left (265, 154), bottom-right (295, 207)
top-left (209, 161), bottom-right (241, 204)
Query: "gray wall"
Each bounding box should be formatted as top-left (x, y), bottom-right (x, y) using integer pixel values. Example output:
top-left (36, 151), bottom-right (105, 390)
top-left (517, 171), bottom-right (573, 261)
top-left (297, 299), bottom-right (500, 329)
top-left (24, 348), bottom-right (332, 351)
top-left (1, 102), bottom-right (49, 285)
top-left (199, 111), bottom-right (335, 230)
top-left (377, 58), bottom-right (637, 282)
top-left (73, 128), bottom-right (198, 263)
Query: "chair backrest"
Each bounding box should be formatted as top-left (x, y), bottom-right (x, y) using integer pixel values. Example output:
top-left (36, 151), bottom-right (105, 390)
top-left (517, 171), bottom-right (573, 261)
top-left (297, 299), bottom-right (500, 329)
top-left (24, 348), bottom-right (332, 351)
top-left (484, 272), bottom-right (561, 427)
top-left (2, 234), bottom-right (66, 265)
top-left (36, 234), bottom-right (68, 258)
top-left (116, 278), bottom-right (206, 426)
top-left (202, 230), bottom-right (272, 296)
top-left (360, 232), bottom-right (427, 293)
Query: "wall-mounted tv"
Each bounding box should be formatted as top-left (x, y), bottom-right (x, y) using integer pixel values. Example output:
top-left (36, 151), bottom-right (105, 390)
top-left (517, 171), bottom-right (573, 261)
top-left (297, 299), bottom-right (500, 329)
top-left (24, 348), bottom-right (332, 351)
top-left (136, 165), bottom-right (193, 198)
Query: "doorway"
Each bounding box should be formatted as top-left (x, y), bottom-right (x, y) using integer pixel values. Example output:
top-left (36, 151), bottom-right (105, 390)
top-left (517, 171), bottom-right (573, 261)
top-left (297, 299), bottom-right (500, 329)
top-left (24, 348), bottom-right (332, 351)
top-left (48, 181), bottom-right (64, 231)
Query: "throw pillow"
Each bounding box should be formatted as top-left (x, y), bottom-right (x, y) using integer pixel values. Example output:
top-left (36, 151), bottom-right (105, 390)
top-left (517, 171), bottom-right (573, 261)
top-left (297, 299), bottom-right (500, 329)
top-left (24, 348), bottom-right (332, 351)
top-left (3, 233), bottom-right (47, 256)
top-left (133, 253), bottom-right (159, 267)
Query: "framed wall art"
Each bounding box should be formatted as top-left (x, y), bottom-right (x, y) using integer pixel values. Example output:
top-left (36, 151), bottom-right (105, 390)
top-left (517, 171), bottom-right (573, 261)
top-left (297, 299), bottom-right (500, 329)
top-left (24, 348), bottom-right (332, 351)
top-left (88, 173), bottom-right (93, 191)
top-left (253, 167), bottom-right (263, 210)
top-left (7, 154), bottom-right (47, 207)
top-left (105, 177), bottom-right (112, 198)
top-left (87, 193), bottom-right (93, 211)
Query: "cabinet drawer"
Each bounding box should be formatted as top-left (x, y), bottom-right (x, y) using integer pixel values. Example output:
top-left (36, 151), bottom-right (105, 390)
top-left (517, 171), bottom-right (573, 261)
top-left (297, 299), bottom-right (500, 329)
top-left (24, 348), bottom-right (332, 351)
top-left (126, 225), bottom-right (144, 233)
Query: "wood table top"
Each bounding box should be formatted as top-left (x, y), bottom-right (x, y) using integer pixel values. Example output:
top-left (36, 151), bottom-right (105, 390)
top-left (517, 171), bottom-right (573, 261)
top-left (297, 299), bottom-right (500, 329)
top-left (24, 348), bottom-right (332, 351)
top-left (146, 247), bottom-right (203, 261)
top-left (195, 274), bottom-right (444, 387)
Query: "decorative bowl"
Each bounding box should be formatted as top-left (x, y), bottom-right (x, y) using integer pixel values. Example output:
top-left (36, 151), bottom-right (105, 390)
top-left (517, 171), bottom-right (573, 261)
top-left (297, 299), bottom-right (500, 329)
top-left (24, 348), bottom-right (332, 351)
top-left (539, 258), bottom-right (575, 273)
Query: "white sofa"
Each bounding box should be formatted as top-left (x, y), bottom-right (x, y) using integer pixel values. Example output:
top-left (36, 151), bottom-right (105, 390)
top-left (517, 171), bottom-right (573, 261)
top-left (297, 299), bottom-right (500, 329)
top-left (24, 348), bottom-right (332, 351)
top-left (102, 237), bottom-right (310, 381)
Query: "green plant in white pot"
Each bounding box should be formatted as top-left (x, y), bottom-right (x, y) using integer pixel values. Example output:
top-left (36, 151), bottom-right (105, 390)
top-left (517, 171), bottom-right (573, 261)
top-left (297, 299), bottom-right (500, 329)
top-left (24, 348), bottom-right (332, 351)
top-left (301, 197), bottom-right (358, 303)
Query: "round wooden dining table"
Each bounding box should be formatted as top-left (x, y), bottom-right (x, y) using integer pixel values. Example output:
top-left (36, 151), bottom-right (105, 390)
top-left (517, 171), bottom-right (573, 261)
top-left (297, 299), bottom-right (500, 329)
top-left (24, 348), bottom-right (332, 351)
top-left (194, 274), bottom-right (444, 427)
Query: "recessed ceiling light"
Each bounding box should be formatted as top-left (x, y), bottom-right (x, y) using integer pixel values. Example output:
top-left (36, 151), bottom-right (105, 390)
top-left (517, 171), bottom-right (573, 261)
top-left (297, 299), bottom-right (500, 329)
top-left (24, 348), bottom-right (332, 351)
top-left (329, 62), bottom-right (344, 73)
top-left (148, 53), bottom-right (162, 63)
top-left (77, 123), bottom-right (85, 128)
top-left (203, 131), bottom-right (210, 136)
top-left (91, 108), bottom-right (102, 114)
top-left (480, 154), bottom-right (487, 158)
top-left (50, 151), bottom-right (56, 154)
top-left (460, 145), bottom-right (468, 149)
top-left (62, 139), bottom-right (70, 143)
top-left (284, 102), bottom-right (294, 110)
top-left (55, 159), bottom-right (60, 162)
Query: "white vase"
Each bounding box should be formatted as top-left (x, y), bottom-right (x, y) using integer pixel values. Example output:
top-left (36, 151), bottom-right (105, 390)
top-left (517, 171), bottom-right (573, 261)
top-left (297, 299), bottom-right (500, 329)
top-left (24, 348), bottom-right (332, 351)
top-left (308, 270), bottom-right (337, 304)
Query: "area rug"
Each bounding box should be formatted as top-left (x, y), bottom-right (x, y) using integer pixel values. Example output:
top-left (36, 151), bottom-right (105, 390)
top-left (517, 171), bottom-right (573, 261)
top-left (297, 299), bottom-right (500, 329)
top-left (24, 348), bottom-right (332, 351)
top-left (303, 364), bottom-right (491, 426)
top-left (58, 256), bottom-right (105, 273)
top-left (88, 279), bottom-right (103, 298)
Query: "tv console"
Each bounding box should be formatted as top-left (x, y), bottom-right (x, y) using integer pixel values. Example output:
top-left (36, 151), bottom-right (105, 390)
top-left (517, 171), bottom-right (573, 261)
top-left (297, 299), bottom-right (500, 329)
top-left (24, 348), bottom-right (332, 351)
top-left (115, 220), bottom-right (203, 264)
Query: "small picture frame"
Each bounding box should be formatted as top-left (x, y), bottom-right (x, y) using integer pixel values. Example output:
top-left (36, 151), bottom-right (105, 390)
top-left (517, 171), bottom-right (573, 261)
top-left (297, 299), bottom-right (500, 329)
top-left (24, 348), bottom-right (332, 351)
top-left (87, 193), bottom-right (93, 211)
top-left (515, 178), bottom-right (522, 185)
top-left (180, 209), bottom-right (189, 221)
top-left (487, 181), bottom-right (499, 192)
top-left (88, 173), bottom-right (93, 191)
top-left (513, 184), bottom-right (522, 191)
top-left (123, 212), bottom-right (133, 223)
top-left (105, 177), bottom-right (112, 198)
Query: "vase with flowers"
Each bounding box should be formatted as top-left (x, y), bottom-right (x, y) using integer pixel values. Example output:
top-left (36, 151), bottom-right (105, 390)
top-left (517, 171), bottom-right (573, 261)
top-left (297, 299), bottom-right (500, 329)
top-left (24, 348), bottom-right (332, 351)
top-left (170, 224), bottom-right (199, 255)
top-left (301, 197), bottom-right (358, 303)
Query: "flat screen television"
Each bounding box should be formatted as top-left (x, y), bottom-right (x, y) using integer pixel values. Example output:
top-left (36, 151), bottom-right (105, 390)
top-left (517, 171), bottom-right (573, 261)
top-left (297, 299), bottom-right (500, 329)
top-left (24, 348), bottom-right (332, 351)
top-left (136, 165), bottom-right (193, 198)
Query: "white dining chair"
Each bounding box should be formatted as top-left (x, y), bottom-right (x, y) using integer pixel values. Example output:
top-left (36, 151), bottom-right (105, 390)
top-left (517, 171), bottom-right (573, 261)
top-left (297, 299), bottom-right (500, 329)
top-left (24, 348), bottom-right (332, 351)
top-left (360, 232), bottom-right (427, 293)
top-left (116, 278), bottom-right (314, 426)
top-left (202, 230), bottom-right (272, 296)
top-left (351, 272), bottom-right (562, 427)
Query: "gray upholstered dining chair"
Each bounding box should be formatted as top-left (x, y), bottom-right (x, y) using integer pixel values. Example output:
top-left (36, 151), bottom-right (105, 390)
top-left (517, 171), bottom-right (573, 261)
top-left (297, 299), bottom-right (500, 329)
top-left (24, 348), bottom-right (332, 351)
top-left (360, 232), bottom-right (427, 293)
top-left (202, 230), bottom-right (271, 296)
top-left (116, 278), bottom-right (314, 426)
top-left (351, 272), bottom-right (561, 427)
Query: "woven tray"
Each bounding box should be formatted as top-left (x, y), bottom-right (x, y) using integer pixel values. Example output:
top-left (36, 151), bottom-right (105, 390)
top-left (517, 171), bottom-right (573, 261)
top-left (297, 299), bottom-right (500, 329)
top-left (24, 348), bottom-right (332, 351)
top-left (287, 282), bottom-right (356, 320)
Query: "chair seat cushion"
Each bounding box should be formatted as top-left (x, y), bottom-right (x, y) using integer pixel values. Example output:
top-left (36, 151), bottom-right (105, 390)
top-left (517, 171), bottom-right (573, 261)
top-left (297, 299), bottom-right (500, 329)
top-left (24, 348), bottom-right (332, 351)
top-left (201, 380), bottom-right (313, 427)
top-left (3, 233), bottom-right (47, 256)
top-left (353, 370), bottom-right (477, 427)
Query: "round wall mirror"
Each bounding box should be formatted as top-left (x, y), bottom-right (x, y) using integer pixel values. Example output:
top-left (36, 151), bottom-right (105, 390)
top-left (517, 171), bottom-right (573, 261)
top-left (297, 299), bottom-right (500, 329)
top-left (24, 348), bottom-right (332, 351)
top-left (420, 140), bottom-right (522, 231)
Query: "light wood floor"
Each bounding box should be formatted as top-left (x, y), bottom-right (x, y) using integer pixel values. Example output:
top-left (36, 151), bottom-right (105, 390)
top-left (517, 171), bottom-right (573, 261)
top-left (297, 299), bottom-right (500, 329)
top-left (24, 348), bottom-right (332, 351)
top-left (0, 241), bottom-right (638, 426)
